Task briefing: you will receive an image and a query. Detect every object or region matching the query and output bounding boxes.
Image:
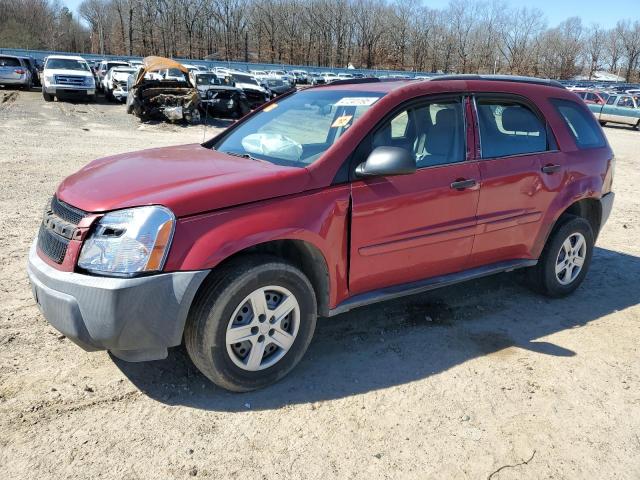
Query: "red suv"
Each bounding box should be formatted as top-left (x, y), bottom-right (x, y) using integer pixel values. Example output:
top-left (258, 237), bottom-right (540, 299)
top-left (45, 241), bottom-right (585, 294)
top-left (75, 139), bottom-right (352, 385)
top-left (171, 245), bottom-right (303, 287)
top-left (28, 75), bottom-right (615, 391)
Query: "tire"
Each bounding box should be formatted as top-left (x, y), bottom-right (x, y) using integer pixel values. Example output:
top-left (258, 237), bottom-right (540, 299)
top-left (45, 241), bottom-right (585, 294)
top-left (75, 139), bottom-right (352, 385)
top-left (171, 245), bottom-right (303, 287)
top-left (88, 94), bottom-right (96, 103)
top-left (598, 120), bottom-right (606, 126)
top-left (42, 91), bottom-right (54, 102)
top-left (185, 255), bottom-right (317, 392)
top-left (527, 215), bottom-right (594, 297)
top-left (635, 120), bottom-right (640, 131)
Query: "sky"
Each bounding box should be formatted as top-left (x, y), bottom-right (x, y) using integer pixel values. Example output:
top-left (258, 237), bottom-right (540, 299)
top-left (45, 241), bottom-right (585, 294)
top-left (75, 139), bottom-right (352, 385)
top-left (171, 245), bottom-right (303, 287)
top-left (63, 0), bottom-right (636, 30)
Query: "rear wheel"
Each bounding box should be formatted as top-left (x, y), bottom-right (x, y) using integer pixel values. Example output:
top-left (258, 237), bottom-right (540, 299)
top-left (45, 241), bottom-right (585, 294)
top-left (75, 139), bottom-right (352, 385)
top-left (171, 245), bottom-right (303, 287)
top-left (185, 255), bottom-right (317, 392)
top-left (598, 120), bottom-right (606, 126)
top-left (635, 120), bottom-right (640, 131)
top-left (527, 216), bottom-right (594, 297)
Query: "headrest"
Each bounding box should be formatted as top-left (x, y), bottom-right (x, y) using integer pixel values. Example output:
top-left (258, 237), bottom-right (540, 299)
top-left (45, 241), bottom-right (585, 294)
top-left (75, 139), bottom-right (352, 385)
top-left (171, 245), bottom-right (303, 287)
top-left (435, 108), bottom-right (455, 127)
top-left (501, 106), bottom-right (540, 133)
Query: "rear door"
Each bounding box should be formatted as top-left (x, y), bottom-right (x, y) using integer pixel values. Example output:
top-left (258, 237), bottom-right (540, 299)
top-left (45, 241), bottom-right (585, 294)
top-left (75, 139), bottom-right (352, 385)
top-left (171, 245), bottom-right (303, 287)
top-left (349, 96), bottom-right (481, 294)
top-left (468, 95), bottom-right (562, 267)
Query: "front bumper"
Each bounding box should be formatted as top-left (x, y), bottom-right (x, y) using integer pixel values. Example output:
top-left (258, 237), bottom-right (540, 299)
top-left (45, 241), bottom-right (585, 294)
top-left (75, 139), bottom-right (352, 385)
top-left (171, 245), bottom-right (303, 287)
top-left (27, 242), bottom-right (209, 362)
top-left (43, 85), bottom-right (95, 96)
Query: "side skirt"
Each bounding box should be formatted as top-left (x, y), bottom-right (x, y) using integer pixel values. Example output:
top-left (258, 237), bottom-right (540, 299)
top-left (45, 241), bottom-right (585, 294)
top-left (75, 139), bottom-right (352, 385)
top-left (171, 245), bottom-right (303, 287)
top-left (328, 259), bottom-right (537, 316)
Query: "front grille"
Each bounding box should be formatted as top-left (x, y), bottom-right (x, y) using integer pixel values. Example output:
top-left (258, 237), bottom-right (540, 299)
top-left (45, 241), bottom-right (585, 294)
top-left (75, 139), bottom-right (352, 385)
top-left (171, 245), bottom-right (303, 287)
top-left (51, 196), bottom-right (85, 225)
top-left (37, 196), bottom-right (87, 264)
top-left (54, 75), bottom-right (86, 86)
top-left (37, 224), bottom-right (69, 264)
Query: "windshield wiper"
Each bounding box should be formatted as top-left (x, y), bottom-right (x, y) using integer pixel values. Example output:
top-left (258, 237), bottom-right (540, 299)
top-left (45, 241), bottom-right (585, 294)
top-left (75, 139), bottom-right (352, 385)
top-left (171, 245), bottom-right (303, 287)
top-left (222, 151), bottom-right (258, 161)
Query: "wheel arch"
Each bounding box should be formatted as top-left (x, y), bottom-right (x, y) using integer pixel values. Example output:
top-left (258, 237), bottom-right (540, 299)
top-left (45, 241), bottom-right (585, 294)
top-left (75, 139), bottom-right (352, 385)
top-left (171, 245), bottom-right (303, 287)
top-left (198, 239), bottom-right (331, 317)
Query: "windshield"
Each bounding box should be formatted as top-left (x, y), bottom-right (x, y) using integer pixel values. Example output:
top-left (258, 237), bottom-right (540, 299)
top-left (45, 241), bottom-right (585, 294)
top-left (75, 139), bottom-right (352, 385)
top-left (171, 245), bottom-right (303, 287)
top-left (214, 90), bottom-right (384, 167)
top-left (233, 74), bottom-right (258, 85)
top-left (46, 58), bottom-right (90, 71)
top-left (196, 74), bottom-right (220, 85)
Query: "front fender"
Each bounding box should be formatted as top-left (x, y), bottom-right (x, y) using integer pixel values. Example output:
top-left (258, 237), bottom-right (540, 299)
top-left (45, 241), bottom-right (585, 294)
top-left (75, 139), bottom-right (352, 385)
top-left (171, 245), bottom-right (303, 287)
top-left (165, 185), bottom-right (351, 308)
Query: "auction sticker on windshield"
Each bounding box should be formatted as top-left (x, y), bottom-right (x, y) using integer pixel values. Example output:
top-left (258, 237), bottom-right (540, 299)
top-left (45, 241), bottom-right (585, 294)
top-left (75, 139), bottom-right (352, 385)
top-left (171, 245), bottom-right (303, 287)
top-left (334, 97), bottom-right (380, 106)
top-left (331, 115), bottom-right (353, 128)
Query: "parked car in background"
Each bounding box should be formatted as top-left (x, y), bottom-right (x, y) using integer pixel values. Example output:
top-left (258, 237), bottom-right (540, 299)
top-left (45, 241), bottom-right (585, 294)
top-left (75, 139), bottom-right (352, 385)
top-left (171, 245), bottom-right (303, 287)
top-left (126, 56), bottom-right (199, 123)
top-left (41, 55), bottom-right (95, 102)
top-left (308, 73), bottom-right (326, 85)
top-left (103, 66), bottom-right (137, 102)
top-left (0, 55), bottom-right (33, 90)
top-left (319, 71), bottom-right (338, 84)
top-left (229, 71), bottom-right (270, 108)
top-left (291, 70), bottom-right (310, 84)
top-left (18, 56), bottom-right (40, 87)
top-left (96, 60), bottom-right (130, 91)
top-left (589, 93), bottom-right (640, 129)
top-left (572, 89), bottom-right (609, 105)
top-left (262, 77), bottom-right (295, 97)
top-left (191, 71), bottom-right (250, 118)
top-left (27, 75), bottom-right (614, 392)
top-left (337, 73), bottom-right (354, 80)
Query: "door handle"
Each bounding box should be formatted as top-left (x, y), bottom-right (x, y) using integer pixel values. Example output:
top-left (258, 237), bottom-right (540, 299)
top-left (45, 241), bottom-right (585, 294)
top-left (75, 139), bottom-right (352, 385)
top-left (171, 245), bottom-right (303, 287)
top-left (450, 179), bottom-right (477, 190)
top-left (541, 164), bottom-right (561, 174)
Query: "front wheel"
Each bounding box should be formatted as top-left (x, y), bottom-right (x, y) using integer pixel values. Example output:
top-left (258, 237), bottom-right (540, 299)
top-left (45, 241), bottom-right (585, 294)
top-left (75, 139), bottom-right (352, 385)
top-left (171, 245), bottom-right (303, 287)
top-left (42, 91), bottom-right (54, 102)
top-left (527, 216), bottom-right (594, 297)
top-left (185, 256), bottom-right (317, 392)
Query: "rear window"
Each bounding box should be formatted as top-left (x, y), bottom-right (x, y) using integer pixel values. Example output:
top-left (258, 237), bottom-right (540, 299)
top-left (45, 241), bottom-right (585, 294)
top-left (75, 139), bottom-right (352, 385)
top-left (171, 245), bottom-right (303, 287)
top-left (551, 99), bottom-right (607, 149)
top-left (0, 56), bottom-right (21, 67)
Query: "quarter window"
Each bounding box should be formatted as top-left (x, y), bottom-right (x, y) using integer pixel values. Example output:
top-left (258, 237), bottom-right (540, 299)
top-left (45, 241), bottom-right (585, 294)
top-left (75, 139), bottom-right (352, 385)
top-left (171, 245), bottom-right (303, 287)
top-left (606, 96), bottom-right (616, 105)
top-left (551, 99), bottom-right (607, 149)
top-left (618, 96), bottom-right (634, 108)
top-left (475, 99), bottom-right (548, 158)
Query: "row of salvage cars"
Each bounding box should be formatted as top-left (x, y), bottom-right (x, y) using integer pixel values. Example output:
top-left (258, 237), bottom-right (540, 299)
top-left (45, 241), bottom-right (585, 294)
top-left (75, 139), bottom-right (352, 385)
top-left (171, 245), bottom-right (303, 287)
top-left (123, 57), bottom-right (288, 123)
top-left (34, 54), bottom-right (293, 123)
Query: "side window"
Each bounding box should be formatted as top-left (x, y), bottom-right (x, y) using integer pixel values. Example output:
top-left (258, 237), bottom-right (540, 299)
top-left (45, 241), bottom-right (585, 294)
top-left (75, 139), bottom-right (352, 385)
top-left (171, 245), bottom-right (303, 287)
top-left (371, 99), bottom-right (465, 168)
top-left (551, 99), bottom-right (607, 149)
top-left (475, 98), bottom-right (548, 158)
top-left (606, 96), bottom-right (616, 105)
top-left (618, 96), bottom-right (633, 108)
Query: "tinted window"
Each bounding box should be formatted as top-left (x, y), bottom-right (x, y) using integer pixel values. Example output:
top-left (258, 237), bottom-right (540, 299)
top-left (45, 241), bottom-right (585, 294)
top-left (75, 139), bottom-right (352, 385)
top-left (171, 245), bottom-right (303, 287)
top-left (0, 56), bottom-right (21, 67)
top-left (552, 99), bottom-right (607, 149)
top-left (372, 99), bottom-right (465, 168)
top-left (476, 99), bottom-right (547, 158)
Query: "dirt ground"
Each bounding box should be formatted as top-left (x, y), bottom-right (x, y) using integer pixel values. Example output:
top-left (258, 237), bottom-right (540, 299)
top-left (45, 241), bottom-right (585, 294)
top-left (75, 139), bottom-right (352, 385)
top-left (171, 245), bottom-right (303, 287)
top-left (1, 88), bottom-right (639, 480)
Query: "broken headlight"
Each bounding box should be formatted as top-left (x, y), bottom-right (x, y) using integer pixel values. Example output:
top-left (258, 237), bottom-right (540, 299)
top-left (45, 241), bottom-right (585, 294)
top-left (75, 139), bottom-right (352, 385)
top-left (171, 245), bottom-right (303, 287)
top-left (78, 206), bottom-right (174, 276)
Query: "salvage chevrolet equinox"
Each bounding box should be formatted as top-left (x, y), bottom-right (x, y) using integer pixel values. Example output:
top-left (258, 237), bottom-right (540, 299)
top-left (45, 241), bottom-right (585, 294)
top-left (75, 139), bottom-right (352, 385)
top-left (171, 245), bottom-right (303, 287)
top-left (28, 75), bottom-right (615, 391)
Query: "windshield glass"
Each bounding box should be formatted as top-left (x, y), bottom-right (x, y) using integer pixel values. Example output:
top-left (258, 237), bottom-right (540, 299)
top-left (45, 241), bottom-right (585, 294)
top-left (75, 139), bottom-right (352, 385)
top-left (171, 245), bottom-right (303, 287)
top-left (214, 90), bottom-right (384, 167)
top-left (233, 74), bottom-right (258, 85)
top-left (46, 58), bottom-right (90, 71)
top-left (196, 74), bottom-right (220, 85)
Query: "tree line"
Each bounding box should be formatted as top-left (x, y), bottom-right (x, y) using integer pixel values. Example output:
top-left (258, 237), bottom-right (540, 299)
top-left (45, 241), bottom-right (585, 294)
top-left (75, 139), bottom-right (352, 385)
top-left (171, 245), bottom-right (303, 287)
top-left (2, 0), bottom-right (640, 81)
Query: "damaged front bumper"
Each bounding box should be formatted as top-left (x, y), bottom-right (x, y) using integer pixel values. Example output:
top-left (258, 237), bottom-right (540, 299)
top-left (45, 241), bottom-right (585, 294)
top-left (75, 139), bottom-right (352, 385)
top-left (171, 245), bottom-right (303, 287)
top-left (27, 241), bottom-right (209, 362)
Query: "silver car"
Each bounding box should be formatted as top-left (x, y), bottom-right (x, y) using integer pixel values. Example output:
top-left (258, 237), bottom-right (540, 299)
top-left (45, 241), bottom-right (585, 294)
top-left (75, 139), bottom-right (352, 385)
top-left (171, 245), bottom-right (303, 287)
top-left (0, 55), bottom-right (32, 89)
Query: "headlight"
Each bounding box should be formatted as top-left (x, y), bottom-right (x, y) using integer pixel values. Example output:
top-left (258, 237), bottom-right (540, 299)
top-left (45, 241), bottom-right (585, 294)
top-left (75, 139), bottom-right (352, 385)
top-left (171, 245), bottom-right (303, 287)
top-left (78, 206), bottom-right (175, 276)
top-left (44, 75), bottom-right (54, 85)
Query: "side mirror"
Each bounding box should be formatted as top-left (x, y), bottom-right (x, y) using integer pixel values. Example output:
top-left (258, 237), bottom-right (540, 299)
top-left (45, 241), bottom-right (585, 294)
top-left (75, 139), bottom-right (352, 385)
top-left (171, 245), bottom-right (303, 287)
top-left (355, 146), bottom-right (416, 178)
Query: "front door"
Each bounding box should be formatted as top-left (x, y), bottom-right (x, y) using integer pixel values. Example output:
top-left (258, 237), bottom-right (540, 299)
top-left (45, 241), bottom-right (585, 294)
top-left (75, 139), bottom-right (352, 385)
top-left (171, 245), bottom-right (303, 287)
top-left (349, 96), bottom-right (481, 295)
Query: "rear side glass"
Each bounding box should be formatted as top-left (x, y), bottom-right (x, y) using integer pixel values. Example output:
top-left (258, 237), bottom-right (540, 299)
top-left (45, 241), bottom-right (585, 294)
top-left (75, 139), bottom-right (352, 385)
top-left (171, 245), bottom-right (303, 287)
top-left (0, 57), bottom-right (21, 67)
top-left (476, 99), bottom-right (548, 158)
top-left (606, 96), bottom-right (616, 105)
top-left (551, 99), bottom-right (607, 149)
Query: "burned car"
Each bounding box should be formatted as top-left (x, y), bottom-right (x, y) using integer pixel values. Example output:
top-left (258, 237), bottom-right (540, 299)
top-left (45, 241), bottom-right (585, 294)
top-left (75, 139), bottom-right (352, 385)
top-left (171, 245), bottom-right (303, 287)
top-left (126, 56), bottom-right (200, 123)
top-left (191, 71), bottom-right (250, 118)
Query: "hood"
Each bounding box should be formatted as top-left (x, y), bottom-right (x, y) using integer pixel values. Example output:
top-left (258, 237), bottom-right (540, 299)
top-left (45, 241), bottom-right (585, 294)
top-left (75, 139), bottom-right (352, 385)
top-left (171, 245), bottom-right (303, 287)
top-left (112, 71), bottom-right (134, 82)
top-left (235, 82), bottom-right (268, 94)
top-left (56, 144), bottom-right (312, 217)
top-left (134, 56), bottom-right (189, 87)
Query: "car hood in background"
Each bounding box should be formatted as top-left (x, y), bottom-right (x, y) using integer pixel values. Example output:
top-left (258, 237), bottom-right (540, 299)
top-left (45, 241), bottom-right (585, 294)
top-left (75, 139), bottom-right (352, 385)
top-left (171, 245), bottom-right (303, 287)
top-left (56, 144), bottom-right (312, 217)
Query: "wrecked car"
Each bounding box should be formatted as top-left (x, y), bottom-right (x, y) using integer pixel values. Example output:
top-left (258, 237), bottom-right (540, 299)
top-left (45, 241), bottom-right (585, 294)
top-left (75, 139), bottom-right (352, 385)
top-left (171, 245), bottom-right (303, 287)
top-left (191, 71), bottom-right (250, 119)
top-left (104, 66), bottom-right (136, 102)
top-left (126, 56), bottom-right (200, 123)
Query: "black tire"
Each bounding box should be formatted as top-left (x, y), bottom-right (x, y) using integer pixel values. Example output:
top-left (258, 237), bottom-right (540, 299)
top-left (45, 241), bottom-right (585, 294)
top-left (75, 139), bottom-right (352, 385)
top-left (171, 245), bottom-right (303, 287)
top-left (42, 91), bottom-right (54, 102)
top-left (635, 120), bottom-right (640, 131)
top-left (527, 215), bottom-right (594, 297)
top-left (88, 94), bottom-right (96, 103)
top-left (598, 120), bottom-right (606, 126)
top-left (185, 255), bottom-right (317, 392)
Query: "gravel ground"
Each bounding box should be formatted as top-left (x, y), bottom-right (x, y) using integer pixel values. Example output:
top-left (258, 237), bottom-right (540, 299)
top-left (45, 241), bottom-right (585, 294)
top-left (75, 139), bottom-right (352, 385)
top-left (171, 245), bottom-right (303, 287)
top-left (1, 89), bottom-right (639, 479)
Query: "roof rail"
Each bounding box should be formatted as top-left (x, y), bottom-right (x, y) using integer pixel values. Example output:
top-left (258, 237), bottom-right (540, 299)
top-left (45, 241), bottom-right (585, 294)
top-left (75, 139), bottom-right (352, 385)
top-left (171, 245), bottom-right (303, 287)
top-left (429, 74), bottom-right (566, 89)
top-left (328, 77), bottom-right (381, 86)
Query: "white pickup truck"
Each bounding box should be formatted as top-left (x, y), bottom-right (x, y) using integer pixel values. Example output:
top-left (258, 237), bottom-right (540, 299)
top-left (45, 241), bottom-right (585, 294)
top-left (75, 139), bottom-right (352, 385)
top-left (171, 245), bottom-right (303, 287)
top-left (42, 55), bottom-right (96, 102)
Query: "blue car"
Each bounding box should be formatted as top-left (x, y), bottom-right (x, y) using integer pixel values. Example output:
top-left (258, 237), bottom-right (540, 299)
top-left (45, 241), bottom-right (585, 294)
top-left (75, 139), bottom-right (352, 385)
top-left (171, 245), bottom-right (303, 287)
top-left (589, 93), bottom-right (640, 130)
